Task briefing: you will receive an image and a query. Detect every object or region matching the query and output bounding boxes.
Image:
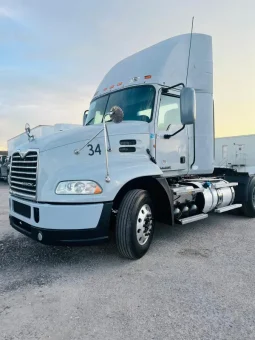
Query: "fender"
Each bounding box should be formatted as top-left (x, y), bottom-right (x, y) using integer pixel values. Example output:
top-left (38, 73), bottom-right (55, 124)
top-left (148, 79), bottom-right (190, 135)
top-left (38, 156), bottom-right (164, 203)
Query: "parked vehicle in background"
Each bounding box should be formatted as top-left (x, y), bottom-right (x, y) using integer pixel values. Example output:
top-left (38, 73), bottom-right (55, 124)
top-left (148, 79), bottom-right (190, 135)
top-left (215, 134), bottom-right (255, 175)
top-left (0, 155), bottom-right (8, 181)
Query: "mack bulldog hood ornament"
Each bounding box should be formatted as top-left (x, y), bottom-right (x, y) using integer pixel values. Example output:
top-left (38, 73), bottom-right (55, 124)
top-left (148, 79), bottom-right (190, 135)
top-left (25, 123), bottom-right (35, 141)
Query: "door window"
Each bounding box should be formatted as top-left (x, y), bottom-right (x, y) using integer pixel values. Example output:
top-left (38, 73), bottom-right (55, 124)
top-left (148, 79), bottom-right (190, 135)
top-left (157, 95), bottom-right (181, 131)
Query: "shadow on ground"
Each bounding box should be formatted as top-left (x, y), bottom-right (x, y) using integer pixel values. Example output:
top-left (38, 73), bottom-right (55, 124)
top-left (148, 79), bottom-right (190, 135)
top-left (1, 210), bottom-right (246, 294)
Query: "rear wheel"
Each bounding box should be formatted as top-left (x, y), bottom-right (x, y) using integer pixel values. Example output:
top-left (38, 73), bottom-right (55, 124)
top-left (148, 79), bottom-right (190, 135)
top-left (116, 189), bottom-right (155, 259)
top-left (242, 178), bottom-right (255, 217)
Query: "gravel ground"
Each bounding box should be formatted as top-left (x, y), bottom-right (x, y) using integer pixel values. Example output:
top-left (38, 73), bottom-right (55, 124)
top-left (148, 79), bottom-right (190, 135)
top-left (1, 181), bottom-right (255, 340)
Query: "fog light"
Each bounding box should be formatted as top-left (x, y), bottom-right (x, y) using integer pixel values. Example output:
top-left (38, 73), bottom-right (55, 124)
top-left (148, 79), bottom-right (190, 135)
top-left (37, 232), bottom-right (43, 241)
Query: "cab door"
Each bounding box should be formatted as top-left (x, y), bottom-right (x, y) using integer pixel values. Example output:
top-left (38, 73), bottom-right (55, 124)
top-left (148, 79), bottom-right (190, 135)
top-left (155, 93), bottom-right (188, 173)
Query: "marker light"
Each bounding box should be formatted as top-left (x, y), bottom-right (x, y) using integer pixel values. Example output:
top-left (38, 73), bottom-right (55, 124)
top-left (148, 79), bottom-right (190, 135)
top-left (117, 82), bottom-right (123, 86)
top-left (56, 181), bottom-right (102, 195)
top-left (130, 76), bottom-right (140, 83)
top-left (144, 75), bottom-right (152, 79)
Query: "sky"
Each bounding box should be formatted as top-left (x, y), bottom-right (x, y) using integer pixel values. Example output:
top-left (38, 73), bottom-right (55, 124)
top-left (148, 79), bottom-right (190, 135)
top-left (0, 0), bottom-right (255, 150)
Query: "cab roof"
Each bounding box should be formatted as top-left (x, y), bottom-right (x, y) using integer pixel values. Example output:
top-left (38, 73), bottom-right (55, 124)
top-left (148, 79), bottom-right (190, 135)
top-left (94, 33), bottom-right (213, 99)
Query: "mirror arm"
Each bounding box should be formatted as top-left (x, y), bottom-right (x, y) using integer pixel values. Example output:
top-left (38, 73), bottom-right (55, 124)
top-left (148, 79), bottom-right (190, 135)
top-left (162, 83), bottom-right (185, 94)
top-left (74, 128), bottom-right (104, 155)
top-left (105, 123), bottom-right (111, 151)
top-left (75, 105), bottom-right (123, 184)
top-left (103, 118), bottom-right (111, 182)
top-left (164, 125), bottom-right (186, 139)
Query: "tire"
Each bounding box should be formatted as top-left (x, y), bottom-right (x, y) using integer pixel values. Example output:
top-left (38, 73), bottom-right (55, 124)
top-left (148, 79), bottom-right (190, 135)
top-left (116, 189), bottom-right (155, 260)
top-left (242, 178), bottom-right (255, 218)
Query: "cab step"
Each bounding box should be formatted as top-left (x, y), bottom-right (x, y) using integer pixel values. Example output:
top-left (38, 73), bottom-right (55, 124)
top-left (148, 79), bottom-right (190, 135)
top-left (215, 204), bottom-right (242, 213)
top-left (176, 213), bottom-right (208, 225)
top-left (214, 182), bottom-right (238, 189)
top-left (172, 187), bottom-right (204, 196)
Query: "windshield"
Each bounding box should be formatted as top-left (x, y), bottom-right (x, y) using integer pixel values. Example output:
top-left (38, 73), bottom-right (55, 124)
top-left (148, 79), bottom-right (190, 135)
top-left (86, 85), bottom-right (155, 125)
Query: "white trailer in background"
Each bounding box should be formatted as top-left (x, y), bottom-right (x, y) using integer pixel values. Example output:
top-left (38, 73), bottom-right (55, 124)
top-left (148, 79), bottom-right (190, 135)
top-left (215, 135), bottom-right (255, 175)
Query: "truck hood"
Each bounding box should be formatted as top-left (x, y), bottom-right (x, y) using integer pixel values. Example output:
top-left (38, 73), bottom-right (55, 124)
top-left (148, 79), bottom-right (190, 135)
top-left (14, 121), bottom-right (150, 153)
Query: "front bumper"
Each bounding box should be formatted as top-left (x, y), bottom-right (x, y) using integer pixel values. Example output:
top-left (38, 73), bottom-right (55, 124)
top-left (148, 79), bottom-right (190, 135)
top-left (9, 196), bottom-right (112, 245)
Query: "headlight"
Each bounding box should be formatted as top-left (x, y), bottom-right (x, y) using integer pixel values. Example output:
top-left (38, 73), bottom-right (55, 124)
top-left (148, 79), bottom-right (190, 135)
top-left (55, 181), bottom-right (102, 195)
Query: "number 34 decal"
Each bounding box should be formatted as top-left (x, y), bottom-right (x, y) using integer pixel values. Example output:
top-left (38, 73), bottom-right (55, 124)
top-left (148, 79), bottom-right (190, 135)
top-left (87, 144), bottom-right (102, 156)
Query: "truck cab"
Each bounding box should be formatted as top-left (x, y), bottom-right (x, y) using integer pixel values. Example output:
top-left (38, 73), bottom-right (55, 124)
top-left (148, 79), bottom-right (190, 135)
top-left (8, 33), bottom-right (255, 259)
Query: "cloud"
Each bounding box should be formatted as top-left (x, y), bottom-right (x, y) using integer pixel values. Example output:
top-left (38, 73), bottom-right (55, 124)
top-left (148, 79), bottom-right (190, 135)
top-left (0, 78), bottom-right (94, 147)
top-left (1, 0), bottom-right (255, 150)
top-left (0, 7), bottom-right (18, 20)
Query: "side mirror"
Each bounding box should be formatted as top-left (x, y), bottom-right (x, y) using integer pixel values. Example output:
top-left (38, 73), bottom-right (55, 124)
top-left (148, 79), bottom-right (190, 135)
top-left (108, 106), bottom-right (124, 123)
top-left (83, 110), bottom-right (88, 125)
top-left (180, 87), bottom-right (196, 125)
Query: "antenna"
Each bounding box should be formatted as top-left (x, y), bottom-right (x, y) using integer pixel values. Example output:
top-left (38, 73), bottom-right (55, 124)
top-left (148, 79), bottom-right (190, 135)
top-left (185, 16), bottom-right (194, 86)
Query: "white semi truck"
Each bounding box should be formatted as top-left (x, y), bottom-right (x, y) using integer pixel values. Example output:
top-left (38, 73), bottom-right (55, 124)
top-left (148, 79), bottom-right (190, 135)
top-left (9, 33), bottom-right (255, 259)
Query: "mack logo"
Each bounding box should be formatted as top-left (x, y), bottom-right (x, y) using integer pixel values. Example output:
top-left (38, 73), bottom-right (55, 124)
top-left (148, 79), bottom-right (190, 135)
top-left (23, 182), bottom-right (35, 187)
top-left (17, 150), bottom-right (27, 159)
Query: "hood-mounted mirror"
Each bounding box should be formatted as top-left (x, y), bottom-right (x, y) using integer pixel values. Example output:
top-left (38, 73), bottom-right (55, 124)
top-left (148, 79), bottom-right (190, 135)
top-left (108, 106), bottom-right (124, 123)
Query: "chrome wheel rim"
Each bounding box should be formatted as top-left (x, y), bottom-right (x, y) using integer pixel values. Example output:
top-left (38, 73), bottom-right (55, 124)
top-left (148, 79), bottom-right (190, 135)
top-left (136, 204), bottom-right (153, 246)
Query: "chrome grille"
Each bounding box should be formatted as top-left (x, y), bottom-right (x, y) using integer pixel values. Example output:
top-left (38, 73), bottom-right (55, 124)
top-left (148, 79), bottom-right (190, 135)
top-left (10, 151), bottom-right (38, 200)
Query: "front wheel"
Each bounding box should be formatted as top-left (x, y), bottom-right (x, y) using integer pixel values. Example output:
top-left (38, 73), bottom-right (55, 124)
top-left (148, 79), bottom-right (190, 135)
top-left (116, 189), bottom-right (155, 259)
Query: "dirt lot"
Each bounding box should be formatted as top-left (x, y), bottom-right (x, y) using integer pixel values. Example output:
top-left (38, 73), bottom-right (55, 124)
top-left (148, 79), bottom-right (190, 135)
top-left (1, 181), bottom-right (255, 340)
